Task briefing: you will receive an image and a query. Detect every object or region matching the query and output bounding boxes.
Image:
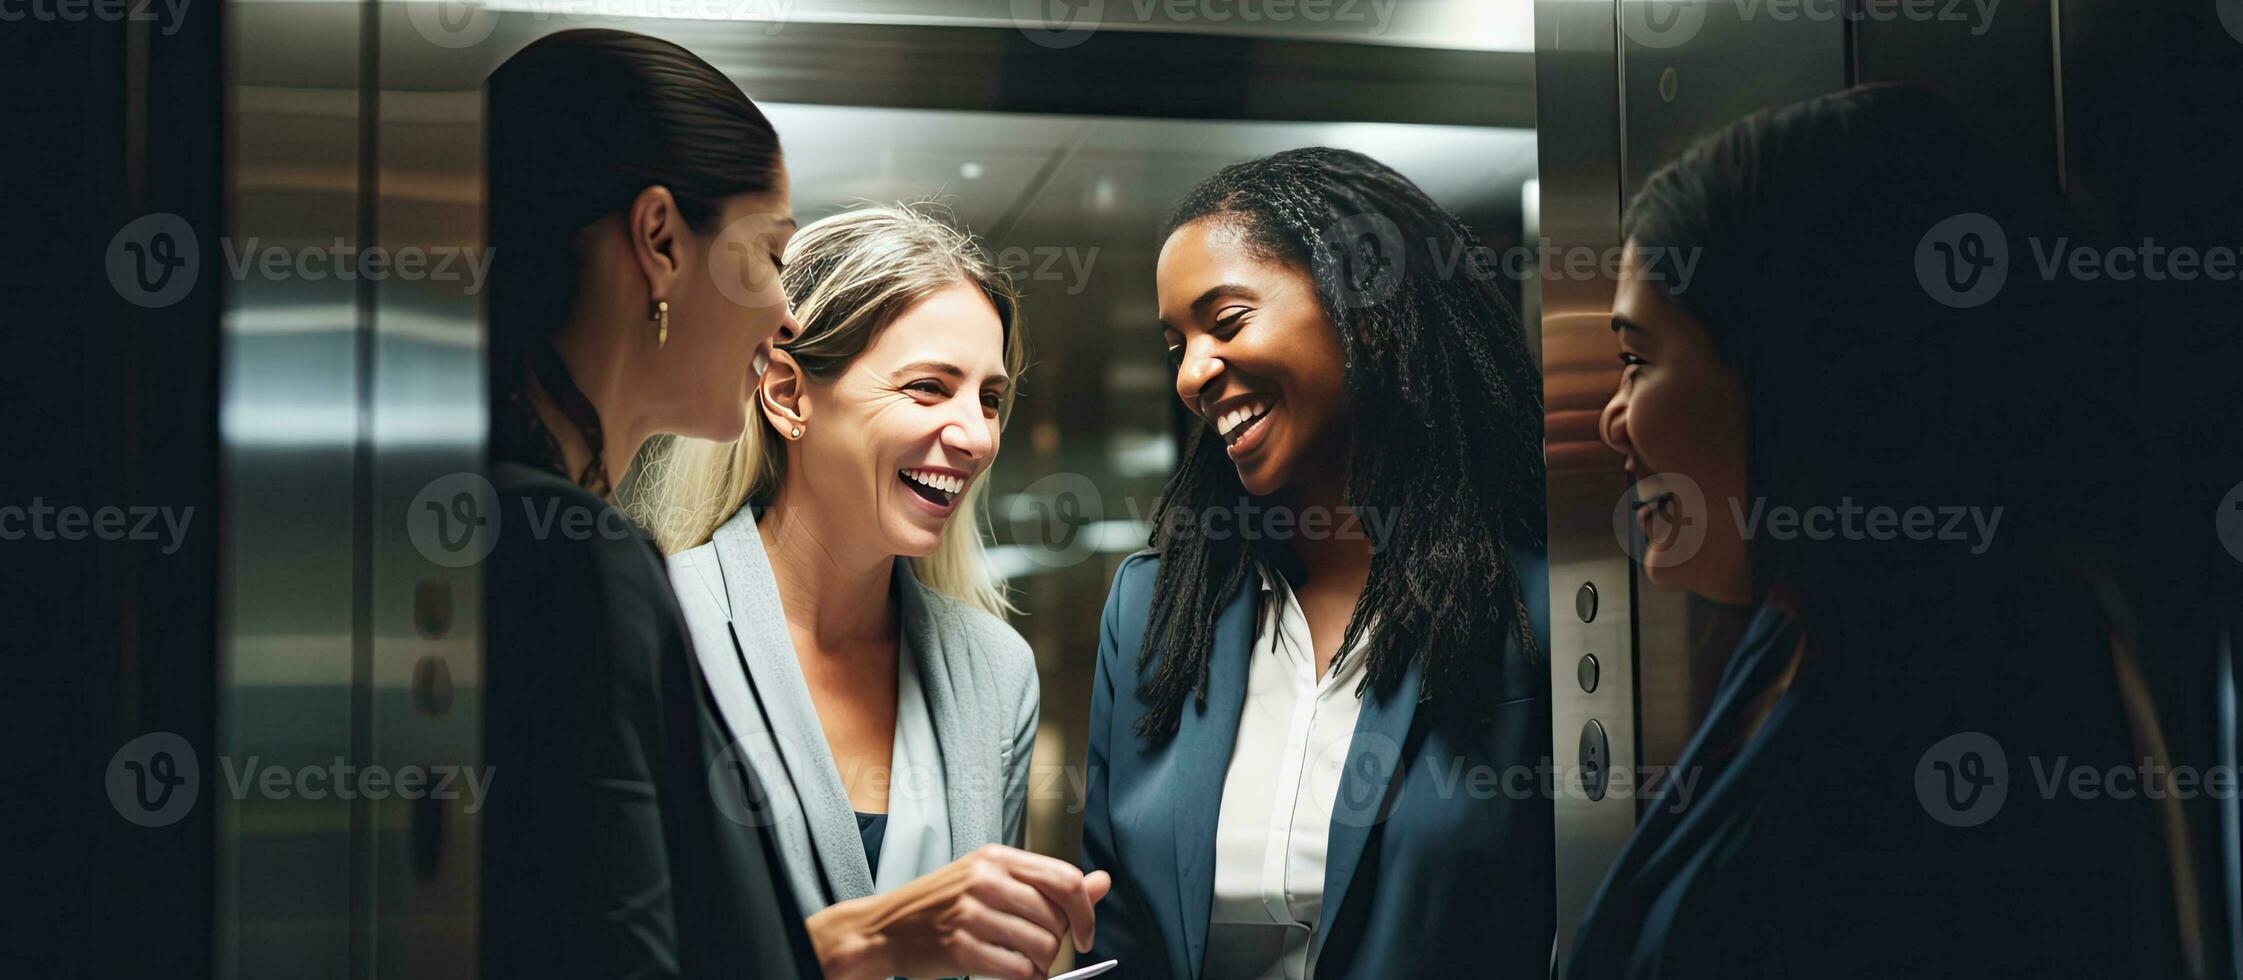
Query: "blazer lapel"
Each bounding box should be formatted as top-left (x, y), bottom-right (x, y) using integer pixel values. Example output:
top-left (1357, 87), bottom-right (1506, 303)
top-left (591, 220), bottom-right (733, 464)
top-left (1170, 573), bottom-right (1260, 980)
top-left (893, 559), bottom-right (984, 861)
top-left (1315, 656), bottom-right (1423, 942)
top-left (711, 513), bottom-right (878, 903)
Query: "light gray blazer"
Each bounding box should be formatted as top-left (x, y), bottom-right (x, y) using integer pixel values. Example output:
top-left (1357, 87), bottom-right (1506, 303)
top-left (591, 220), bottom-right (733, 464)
top-left (666, 507), bottom-right (1040, 915)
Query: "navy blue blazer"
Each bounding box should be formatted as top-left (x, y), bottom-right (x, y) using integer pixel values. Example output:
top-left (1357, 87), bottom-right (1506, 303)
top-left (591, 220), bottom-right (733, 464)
top-left (1079, 550), bottom-right (1554, 979)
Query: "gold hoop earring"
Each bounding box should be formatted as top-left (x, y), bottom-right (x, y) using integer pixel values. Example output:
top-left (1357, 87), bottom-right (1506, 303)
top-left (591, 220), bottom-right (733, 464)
top-left (652, 299), bottom-right (669, 348)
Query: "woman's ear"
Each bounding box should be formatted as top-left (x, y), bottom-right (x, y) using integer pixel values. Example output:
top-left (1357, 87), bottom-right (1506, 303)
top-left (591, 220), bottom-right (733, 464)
top-left (627, 185), bottom-right (686, 306)
top-left (758, 348), bottom-right (811, 437)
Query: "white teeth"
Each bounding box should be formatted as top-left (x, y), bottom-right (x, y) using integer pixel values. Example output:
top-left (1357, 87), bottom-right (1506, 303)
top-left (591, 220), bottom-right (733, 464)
top-left (901, 469), bottom-right (964, 495)
top-left (1218, 402), bottom-right (1267, 437)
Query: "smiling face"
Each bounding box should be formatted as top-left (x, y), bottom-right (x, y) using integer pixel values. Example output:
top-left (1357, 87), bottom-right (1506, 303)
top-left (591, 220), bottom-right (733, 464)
top-left (1600, 242), bottom-right (1754, 605)
top-left (1156, 217), bottom-right (1351, 500)
top-left (769, 282), bottom-right (1009, 559)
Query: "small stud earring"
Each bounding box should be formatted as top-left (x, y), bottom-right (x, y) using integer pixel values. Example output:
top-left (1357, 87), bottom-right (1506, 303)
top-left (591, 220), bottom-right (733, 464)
top-left (790, 425), bottom-right (803, 439)
top-left (652, 299), bottom-right (669, 347)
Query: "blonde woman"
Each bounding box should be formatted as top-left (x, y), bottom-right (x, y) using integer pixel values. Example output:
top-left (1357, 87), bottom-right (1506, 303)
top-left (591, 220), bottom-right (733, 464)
top-left (629, 203), bottom-right (1109, 980)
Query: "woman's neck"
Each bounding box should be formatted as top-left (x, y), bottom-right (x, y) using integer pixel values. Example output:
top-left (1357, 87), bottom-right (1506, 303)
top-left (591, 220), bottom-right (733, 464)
top-left (1278, 459), bottom-right (1373, 588)
top-left (757, 486), bottom-right (897, 650)
top-left (527, 320), bottom-right (654, 499)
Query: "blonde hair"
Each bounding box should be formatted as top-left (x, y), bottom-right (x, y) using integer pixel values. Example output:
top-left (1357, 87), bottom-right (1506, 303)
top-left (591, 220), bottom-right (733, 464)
top-left (625, 201), bottom-right (1026, 616)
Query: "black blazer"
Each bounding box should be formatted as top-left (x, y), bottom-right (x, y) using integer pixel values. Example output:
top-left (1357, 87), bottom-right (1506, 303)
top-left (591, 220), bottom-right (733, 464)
top-left (481, 462), bottom-right (818, 979)
top-left (1080, 550), bottom-right (1555, 979)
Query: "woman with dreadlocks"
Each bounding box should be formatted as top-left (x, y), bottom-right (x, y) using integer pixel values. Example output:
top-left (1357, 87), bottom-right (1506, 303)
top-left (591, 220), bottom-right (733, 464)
top-left (1077, 147), bottom-right (1554, 979)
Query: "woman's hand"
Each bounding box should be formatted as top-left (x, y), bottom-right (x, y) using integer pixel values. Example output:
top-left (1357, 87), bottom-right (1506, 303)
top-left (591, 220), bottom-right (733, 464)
top-left (806, 843), bottom-right (1113, 980)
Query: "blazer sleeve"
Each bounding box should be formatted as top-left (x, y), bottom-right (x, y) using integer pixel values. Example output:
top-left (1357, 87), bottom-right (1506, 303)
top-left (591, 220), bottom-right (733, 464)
top-left (1002, 645), bottom-right (1040, 850)
top-left (1079, 557), bottom-right (1156, 969)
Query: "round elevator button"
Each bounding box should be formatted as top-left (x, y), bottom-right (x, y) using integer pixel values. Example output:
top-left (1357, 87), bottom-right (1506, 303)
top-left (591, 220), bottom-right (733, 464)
top-left (1578, 654), bottom-right (1600, 694)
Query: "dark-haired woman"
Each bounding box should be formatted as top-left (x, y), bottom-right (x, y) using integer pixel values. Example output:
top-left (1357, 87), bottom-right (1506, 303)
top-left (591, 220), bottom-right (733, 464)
top-left (480, 28), bottom-right (815, 980)
top-left (1569, 84), bottom-right (2182, 977)
top-left (1078, 147), bottom-right (1554, 979)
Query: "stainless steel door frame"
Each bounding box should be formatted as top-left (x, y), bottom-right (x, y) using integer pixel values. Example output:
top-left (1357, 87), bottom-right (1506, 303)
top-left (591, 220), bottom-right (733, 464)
top-left (1532, 0), bottom-right (1639, 967)
top-left (222, 3), bottom-right (493, 977)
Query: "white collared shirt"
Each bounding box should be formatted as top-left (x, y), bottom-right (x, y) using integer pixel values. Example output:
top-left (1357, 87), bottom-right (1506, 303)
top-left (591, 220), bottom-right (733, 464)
top-left (1204, 565), bottom-right (1372, 980)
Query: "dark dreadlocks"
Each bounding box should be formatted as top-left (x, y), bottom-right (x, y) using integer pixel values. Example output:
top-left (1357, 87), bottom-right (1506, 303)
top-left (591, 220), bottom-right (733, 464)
top-left (1133, 146), bottom-right (1545, 741)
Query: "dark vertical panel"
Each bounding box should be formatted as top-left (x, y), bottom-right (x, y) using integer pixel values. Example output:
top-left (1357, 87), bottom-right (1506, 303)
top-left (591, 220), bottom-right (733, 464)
top-left (0, 1), bottom-right (221, 976)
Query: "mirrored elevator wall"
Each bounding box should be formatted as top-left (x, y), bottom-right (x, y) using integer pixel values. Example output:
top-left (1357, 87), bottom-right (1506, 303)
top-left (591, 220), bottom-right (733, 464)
top-left (223, 2), bottom-right (492, 977)
top-left (1533, 0), bottom-right (2066, 969)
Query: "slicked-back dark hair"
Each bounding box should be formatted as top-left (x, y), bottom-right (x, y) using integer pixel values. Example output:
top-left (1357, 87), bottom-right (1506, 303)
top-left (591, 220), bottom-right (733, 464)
top-left (1132, 146), bottom-right (1546, 741)
top-left (486, 29), bottom-right (782, 493)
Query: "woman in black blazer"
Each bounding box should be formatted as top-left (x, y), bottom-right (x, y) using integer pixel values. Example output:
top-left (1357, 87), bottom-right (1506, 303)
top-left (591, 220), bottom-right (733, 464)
top-left (1570, 84), bottom-right (2180, 977)
top-left (480, 29), bottom-right (815, 979)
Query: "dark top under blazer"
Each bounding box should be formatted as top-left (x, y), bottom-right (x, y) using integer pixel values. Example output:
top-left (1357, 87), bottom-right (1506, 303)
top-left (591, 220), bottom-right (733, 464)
top-left (1079, 550), bottom-right (1556, 979)
top-left (481, 463), bottom-right (819, 979)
